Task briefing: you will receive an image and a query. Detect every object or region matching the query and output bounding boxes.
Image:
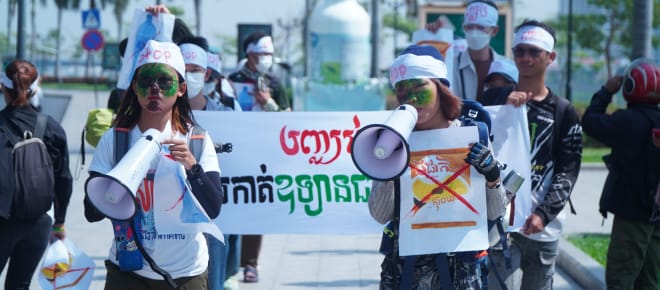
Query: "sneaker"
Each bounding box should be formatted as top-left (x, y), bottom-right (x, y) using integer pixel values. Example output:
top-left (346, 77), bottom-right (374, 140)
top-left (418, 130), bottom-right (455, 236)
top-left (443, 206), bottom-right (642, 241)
top-left (224, 274), bottom-right (240, 290)
top-left (243, 265), bottom-right (259, 283)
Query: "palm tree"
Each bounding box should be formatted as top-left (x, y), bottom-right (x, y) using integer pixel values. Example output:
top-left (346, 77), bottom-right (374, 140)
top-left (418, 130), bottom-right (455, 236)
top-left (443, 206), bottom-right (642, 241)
top-left (112, 0), bottom-right (129, 40)
top-left (30, 0), bottom-right (47, 61)
top-left (193, 0), bottom-right (201, 35)
top-left (6, 0), bottom-right (17, 53)
top-left (53, 0), bottom-right (81, 81)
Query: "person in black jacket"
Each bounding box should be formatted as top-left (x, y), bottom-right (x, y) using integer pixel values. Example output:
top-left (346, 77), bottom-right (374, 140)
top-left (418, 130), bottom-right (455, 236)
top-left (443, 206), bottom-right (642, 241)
top-left (0, 60), bottom-right (73, 290)
top-left (582, 58), bottom-right (660, 290)
top-left (482, 20), bottom-right (583, 290)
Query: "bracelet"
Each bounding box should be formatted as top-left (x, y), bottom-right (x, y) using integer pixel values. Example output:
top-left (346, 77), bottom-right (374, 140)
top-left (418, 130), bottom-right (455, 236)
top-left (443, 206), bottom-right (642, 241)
top-left (52, 225), bottom-right (65, 233)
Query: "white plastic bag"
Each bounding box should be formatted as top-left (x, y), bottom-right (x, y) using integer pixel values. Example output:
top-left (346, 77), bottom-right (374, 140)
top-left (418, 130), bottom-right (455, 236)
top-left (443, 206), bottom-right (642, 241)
top-left (38, 238), bottom-right (95, 290)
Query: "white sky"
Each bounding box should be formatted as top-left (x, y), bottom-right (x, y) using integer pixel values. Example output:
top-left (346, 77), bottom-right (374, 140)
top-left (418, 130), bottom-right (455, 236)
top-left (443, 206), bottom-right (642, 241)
top-left (0, 0), bottom-right (559, 70)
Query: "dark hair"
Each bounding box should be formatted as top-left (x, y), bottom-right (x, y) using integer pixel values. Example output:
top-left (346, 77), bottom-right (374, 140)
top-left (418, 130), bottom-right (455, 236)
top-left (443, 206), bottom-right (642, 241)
top-left (2, 60), bottom-right (38, 107)
top-left (119, 38), bottom-right (128, 58)
top-left (113, 66), bottom-right (196, 134)
top-left (242, 31), bottom-right (269, 53)
top-left (178, 36), bottom-right (209, 51)
top-left (467, 0), bottom-right (498, 10)
top-left (432, 79), bottom-right (462, 121)
top-left (173, 18), bottom-right (194, 44)
top-left (515, 19), bottom-right (557, 43)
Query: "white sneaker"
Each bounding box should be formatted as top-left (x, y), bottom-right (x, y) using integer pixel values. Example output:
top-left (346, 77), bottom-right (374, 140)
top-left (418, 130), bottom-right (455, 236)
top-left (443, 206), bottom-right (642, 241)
top-left (224, 274), bottom-right (240, 290)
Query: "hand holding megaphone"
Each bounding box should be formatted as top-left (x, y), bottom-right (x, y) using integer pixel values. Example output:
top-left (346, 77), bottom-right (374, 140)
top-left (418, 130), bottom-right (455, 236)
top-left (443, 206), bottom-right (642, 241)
top-left (85, 128), bottom-right (164, 221)
top-left (351, 105), bottom-right (418, 181)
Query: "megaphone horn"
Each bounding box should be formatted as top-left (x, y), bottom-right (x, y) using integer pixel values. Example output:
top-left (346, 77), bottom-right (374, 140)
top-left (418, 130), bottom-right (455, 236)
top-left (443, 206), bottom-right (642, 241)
top-left (85, 128), bottom-right (163, 221)
top-left (351, 104), bottom-right (418, 181)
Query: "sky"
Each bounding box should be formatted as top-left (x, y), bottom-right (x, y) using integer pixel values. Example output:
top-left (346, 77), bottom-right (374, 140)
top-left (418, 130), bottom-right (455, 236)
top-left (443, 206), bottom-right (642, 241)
top-left (0, 0), bottom-right (559, 72)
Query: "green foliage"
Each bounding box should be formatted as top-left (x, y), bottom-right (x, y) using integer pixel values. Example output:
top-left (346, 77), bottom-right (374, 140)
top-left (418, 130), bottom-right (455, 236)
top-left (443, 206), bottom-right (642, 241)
top-left (567, 234), bottom-right (610, 266)
top-left (167, 6), bottom-right (184, 16)
top-left (547, 0), bottom-right (660, 59)
top-left (382, 13), bottom-right (418, 40)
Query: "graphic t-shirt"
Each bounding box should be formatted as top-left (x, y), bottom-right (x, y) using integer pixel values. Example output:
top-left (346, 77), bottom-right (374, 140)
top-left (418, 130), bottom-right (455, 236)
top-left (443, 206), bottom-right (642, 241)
top-left (89, 124), bottom-right (220, 279)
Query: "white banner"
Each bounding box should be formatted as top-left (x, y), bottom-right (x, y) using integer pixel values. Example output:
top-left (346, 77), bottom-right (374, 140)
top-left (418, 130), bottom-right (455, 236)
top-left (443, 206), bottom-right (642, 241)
top-left (194, 107), bottom-right (532, 236)
top-left (398, 126), bottom-right (488, 255)
top-left (195, 111), bottom-right (388, 234)
top-left (484, 105), bottom-right (532, 232)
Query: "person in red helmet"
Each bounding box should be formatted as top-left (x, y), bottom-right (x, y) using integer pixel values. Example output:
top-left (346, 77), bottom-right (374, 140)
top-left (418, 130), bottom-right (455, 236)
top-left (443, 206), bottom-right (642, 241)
top-left (582, 58), bottom-right (660, 290)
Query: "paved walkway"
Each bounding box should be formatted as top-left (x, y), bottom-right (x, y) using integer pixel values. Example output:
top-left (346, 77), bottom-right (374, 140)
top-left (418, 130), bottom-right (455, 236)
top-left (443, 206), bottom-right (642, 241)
top-left (1, 89), bottom-right (609, 289)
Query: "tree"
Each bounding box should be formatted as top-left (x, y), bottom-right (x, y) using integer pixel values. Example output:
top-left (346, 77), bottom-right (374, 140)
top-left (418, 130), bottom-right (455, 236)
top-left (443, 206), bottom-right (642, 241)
top-left (30, 0), bottom-right (47, 61)
top-left (112, 0), bottom-right (130, 40)
top-left (631, 0), bottom-right (653, 59)
top-left (6, 0), bottom-right (17, 54)
top-left (547, 0), bottom-right (659, 78)
top-left (54, 0), bottom-right (81, 81)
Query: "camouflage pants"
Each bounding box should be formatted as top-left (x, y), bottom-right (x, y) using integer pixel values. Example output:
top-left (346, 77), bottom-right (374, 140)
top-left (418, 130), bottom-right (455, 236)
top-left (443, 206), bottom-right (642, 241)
top-left (379, 253), bottom-right (485, 290)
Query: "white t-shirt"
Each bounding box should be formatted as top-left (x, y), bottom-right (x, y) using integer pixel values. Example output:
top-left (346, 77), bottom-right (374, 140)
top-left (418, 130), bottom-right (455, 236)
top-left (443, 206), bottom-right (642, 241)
top-left (89, 124), bottom-right (220, 280)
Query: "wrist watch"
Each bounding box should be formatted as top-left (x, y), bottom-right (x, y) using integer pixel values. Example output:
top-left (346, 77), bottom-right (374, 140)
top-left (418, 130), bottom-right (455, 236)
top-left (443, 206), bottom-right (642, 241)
top-left (187, 163), bottom-right (203, 177)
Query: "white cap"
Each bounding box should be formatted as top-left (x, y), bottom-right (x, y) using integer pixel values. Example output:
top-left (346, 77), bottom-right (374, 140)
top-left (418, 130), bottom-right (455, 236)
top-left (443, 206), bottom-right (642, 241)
top-left (464, 2), bottom-right (498, 27)
top-left (486, 59), bottom-right (518, 84)
top-left (207, 52), bottom-right (222, 74)
top-left (135, 40), bottom-right (186, 79)
top-left (179, 43), bottom-right (208, 68)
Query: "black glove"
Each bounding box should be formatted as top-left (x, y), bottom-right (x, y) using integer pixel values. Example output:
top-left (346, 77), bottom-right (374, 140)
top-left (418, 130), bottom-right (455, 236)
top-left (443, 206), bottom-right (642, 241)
top-left (465, 142), bottom-right (500, 182)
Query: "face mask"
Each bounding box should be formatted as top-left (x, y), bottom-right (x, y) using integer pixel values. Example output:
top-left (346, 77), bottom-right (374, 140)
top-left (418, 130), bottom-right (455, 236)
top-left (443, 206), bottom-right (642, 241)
top-left (185, 72), bottom-right (205, 97)
top-left (255, 55), bottom-right (273, 74)
top-left (465, 30), bottom-right (491, 50)
top-left (203, 82), bottom-right (216, 96)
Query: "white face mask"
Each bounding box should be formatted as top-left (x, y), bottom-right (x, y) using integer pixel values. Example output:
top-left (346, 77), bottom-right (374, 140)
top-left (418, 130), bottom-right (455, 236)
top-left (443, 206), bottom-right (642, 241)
top-left (255, 55), bottom-right (273, 74)
top-left (465, 30), bottom-right (492, 50)
top-left (185, 72), bottom-right (206, 97)
top-left (203, 82), bottom-right (216, 96)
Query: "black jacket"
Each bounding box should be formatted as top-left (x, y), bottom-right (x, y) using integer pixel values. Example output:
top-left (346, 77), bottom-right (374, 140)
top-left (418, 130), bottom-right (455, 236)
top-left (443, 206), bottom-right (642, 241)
top-left (0, 105), bottom-right (73, 224)
top-left (582, 87), bottom-right (660, 222)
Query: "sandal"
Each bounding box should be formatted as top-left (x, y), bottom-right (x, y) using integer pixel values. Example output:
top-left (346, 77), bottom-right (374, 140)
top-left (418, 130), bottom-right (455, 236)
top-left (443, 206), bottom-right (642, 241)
top-left (243, 265), bottom-right (259, 283)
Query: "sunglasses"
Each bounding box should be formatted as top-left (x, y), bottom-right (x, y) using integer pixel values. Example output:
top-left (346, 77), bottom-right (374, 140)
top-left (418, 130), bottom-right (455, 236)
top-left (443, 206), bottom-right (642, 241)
top-left (512, 46), bottom-right (544, 58)
top-left (136, 76), bottom-right (176, 90)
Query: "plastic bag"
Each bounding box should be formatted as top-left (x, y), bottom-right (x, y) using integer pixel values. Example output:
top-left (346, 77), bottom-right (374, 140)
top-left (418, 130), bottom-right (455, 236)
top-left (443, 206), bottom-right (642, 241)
top-left (38, 239), bottom-right (95, 290)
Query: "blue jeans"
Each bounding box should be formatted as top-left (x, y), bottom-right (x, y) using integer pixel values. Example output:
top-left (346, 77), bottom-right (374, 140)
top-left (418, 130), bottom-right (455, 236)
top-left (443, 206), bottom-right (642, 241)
top-left (206, 234), bottom-right (241, 290)
top-left (487, 232), bottom-right (558, 290)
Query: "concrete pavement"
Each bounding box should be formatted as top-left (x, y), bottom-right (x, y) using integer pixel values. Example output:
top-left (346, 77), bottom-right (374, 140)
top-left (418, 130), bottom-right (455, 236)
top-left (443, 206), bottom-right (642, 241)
top-left (1, 89), bottom-right (608, 289)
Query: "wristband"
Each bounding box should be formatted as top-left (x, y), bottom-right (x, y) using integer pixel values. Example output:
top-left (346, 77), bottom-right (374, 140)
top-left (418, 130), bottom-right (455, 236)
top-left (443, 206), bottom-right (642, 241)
top-left (52, 225), bottom-right (65, 233)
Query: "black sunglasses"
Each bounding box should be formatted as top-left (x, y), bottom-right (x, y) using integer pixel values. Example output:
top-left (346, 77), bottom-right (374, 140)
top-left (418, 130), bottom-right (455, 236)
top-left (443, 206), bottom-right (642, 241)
top-left (512, 46), bottom-right (544, 58)
top-left (136, 76), bottom-right (176, 90)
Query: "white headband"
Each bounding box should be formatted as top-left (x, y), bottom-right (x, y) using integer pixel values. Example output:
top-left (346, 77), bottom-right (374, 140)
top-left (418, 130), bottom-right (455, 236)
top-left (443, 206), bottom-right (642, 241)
top-left (463, 2), bottom-right (498, 27)
top-left (246, 36), bottom-right (274, 54)
top-left (389, 54), bottom-right (448, 87)
top-left (513, 25), bottom-right (555, 52)
top-left (135, 40), bottom-right (186, 79)
top-left (180, 43), bottom-right (208, 68)
top-left (207, 52), bottom-right (222, 73)
top-left (1, 74), bottom-right (39, 91)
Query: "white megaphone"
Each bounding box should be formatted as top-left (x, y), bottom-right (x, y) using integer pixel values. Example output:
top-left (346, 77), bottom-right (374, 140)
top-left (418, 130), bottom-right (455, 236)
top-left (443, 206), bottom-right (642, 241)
top-left (85, 128), bottom-right (163, 221)
top-left (351, 104), bottom-right (418, 181)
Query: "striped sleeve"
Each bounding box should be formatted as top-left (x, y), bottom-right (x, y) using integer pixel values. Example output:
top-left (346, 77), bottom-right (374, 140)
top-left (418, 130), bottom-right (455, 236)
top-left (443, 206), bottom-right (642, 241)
top-left (368, 180), bottom-right (395, 224)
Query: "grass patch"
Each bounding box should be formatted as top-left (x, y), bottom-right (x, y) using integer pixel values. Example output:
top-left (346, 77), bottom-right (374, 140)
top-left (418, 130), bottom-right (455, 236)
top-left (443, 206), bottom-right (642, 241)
top-left (582, 147), bottom-right (609, 164)
top-left (566, 233), bottom-right (610, 266)
top-left (42, 82), bottom-right (112, 91)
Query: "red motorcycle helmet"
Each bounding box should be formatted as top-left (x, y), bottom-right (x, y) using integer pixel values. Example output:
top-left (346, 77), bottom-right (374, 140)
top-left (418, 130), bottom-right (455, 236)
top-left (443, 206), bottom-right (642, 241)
top-left (622, 58), bottom-right (660, 105)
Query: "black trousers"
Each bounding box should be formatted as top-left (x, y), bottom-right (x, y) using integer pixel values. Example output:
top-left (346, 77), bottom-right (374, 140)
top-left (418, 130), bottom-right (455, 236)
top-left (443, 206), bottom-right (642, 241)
top-left (0, 214), bottom-right (52, 290)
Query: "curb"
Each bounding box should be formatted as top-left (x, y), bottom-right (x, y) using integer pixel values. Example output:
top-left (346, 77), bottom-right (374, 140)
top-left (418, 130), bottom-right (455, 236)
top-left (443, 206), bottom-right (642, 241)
top-left (557, 238), bottom-right (606, 290)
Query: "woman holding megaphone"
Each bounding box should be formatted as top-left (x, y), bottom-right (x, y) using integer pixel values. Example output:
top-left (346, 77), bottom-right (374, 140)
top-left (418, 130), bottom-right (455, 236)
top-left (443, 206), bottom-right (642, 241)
top-left (367, 45), bottom-right (512, 290)
top-left (83, 39), bottom-right (224, 289)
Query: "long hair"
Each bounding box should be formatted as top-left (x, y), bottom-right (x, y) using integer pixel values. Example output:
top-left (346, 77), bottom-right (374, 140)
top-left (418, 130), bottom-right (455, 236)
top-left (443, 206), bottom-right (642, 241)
top-left (113, 69), bottom-right (196, 134)
top-left (2, 60), bottom-right (38, 107)
top-left (432, 79), bottom-right (462, 120)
